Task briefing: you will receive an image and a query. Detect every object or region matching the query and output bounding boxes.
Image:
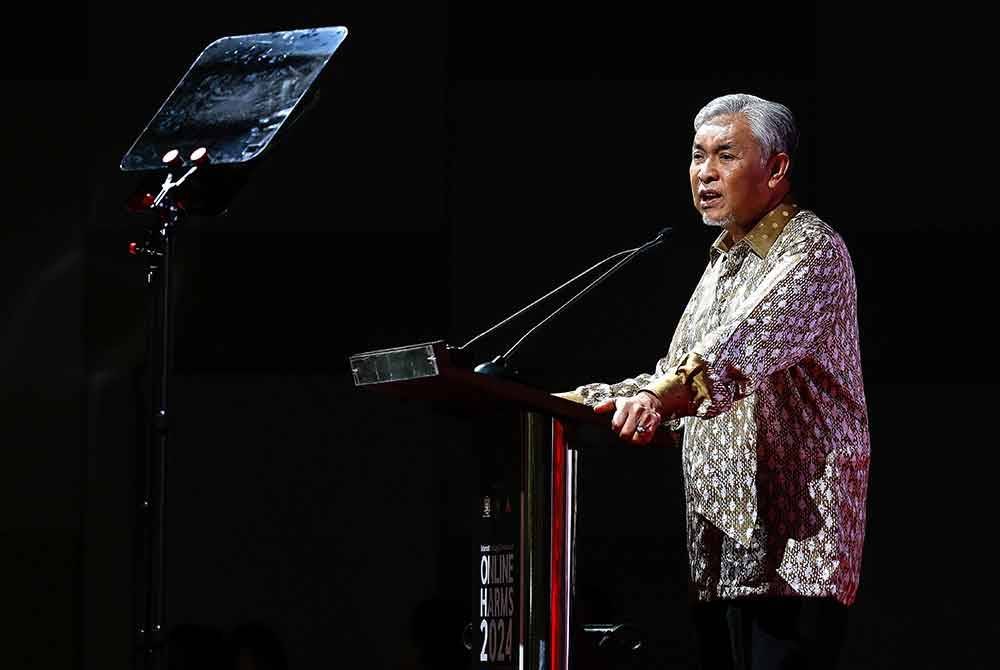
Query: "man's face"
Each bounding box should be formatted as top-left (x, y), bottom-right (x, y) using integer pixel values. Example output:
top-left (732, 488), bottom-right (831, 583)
top-left (689, 113), bottom-right (774, 229)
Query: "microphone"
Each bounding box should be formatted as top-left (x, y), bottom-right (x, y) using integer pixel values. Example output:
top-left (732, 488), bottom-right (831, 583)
top-left (471, 227), bottom-right (672, 379)
top-left (458, 246), bottom-right (640, 352)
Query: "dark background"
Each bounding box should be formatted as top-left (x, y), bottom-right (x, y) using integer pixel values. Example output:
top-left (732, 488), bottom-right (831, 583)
top-left (1, 2), bottom-right (992, 668)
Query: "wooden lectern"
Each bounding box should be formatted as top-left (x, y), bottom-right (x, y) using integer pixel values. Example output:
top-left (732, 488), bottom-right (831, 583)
top-left (350, 340), bottom-right (666, 670)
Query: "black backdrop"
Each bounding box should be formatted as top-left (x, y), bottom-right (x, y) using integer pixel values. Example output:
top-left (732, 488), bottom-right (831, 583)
top-left (1, 2), bottom-right (994, 668)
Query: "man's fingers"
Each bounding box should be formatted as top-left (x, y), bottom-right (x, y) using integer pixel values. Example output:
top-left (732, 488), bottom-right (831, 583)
top-left (631, 421), bottom-right (657, 445)
top-left (627, 409), bottom-right (660, 445)
top-left (593, 398), bottom-right (616, 414)
top-left (612, 401), bottom-right (629, 431)
top-left (619, 409), bottom-right (639, 439)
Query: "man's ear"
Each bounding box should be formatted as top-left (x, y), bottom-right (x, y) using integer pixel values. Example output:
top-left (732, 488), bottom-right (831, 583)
top-left (767, 152), bottom-right (791, 188)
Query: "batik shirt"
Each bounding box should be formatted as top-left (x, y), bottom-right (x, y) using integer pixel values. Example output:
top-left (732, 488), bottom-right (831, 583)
top-left (578, 200), bottom-right (870, 605)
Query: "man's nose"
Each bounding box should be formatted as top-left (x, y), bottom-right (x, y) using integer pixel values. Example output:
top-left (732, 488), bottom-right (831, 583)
top-left (698, 158), bottom-right (719, 182)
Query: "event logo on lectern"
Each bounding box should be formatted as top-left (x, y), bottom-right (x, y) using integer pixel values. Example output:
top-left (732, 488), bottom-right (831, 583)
top-left (479, 543), bottom-right (515, 663)
top-left (477, 490), bottom-right (517, 667)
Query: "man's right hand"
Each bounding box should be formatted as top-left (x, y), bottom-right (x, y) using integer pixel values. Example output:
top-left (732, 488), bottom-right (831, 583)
top-left (552, 389), bottom-right (586, 404)
top-left (594, 393), bottom-right (663, 445)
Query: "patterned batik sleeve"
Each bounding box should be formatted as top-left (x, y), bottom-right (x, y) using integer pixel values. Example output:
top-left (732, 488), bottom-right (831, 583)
top-left (683, 231), bottom-right (849, 419)
top-left (576, 371), bottom-right (658, 408)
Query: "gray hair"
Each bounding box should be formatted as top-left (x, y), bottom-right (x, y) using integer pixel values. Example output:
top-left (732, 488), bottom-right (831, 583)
top-left (693, 94), bottom-right (798, 166)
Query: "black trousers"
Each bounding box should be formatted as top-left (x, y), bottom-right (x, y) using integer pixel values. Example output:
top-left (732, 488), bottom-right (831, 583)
top-left (692, 598), bottom-right (849, 670)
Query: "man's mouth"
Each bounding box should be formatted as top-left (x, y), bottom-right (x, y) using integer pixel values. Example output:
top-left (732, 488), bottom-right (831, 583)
top-left (699, 190), bottom-right (722, 207)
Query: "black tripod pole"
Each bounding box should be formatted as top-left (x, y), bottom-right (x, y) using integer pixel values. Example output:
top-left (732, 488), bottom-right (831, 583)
top-left (132, 194), bottom-right (181, 670)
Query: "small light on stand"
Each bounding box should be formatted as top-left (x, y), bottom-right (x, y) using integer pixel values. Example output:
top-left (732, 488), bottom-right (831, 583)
top-left (161, 148), bottom-right (182, 168)
top-left (189, 147), bottom-right (209, 166)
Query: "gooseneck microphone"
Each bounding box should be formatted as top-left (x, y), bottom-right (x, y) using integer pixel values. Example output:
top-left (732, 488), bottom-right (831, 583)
top-left (458, 247), bottom-right (640, 352)
top-left (469, 227), bottom-right (672, 379)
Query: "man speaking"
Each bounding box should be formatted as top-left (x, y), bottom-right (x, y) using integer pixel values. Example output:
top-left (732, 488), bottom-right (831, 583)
top-left (560, 94), bottom-right (870, 670)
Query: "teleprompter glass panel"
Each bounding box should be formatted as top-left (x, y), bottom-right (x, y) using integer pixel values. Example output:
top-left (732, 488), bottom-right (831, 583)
top-left (121, 26), bottom-right (347, 172)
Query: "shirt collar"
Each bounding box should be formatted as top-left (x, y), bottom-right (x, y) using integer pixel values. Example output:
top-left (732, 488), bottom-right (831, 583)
top-left (711, 196), bottom-right (800, 259)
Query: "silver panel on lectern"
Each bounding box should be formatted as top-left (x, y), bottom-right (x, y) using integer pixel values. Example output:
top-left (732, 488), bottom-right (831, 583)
top-left (350, 342), bottom-right (441, 386)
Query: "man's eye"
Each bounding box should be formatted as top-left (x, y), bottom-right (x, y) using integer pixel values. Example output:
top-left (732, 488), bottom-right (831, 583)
top-left (692, 154), bottom-right (704, 161)
top-left (721, 153), bottom-right (735, 160)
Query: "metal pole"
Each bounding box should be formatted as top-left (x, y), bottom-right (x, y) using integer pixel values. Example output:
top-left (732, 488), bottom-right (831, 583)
top-left (134, 201), bottom-right (179, 670)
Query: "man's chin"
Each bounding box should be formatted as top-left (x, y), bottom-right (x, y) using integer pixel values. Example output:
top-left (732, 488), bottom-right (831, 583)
top-left (701, 213), bottom-right (734, 228)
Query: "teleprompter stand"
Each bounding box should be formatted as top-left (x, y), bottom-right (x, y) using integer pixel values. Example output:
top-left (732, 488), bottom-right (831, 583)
top-left (118, 26), bottom-right (348, 670)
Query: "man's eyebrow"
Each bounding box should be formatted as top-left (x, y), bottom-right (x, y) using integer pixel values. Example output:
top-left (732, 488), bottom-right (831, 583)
top-left (692, 141), bottom-right (737, 152)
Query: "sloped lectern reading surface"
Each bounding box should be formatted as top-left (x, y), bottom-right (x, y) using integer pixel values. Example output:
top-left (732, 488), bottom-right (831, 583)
top-left (352, 340), bottom-right (608, 424)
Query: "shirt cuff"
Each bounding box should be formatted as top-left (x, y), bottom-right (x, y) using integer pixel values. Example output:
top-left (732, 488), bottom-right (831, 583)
top-left (577, 374), bottom-right (655, 408)
top-left (641, 352), bottom-right (715, 421)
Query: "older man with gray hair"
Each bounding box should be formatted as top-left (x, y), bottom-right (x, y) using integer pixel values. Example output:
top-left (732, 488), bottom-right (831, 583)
top-left (560, 94), bottom-right (870, 669)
